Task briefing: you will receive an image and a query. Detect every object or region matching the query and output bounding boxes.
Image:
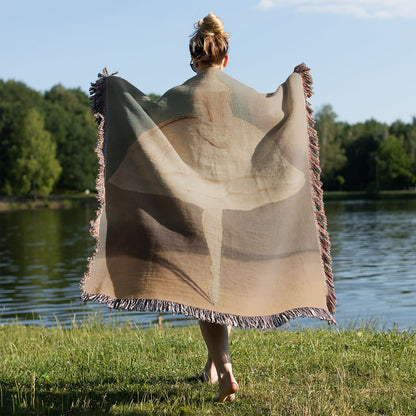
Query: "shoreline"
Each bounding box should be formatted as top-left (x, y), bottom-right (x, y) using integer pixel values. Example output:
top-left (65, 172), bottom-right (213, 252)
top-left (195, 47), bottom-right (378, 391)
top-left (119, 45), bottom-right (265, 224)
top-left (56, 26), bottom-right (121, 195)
top-left (323, 190), bottom-right (416, 200)
top-left (0, 193), bottom-right (98, 211)
top-left (0, 190), bottom-right (415, 211)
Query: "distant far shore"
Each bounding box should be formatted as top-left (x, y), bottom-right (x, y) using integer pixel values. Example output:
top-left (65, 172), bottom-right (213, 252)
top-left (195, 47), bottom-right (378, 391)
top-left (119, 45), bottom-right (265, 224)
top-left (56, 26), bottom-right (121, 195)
top-left (323, 190), bottom-right (416, 200)
top-left (0, 190), bottom-right (415, 211)
top-left (0, 193), bottom-right (98, 211)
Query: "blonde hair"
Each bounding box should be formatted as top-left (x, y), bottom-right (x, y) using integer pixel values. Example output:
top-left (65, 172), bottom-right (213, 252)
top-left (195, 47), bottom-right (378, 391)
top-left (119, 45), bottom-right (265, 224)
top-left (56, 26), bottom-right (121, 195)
top-left (189, 12), bottom-right (229, 66)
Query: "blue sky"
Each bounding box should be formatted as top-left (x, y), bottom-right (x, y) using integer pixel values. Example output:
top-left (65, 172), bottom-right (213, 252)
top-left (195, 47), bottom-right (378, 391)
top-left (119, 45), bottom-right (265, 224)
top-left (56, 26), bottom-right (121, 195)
top-left (2, 0), bottom-right (415, 124)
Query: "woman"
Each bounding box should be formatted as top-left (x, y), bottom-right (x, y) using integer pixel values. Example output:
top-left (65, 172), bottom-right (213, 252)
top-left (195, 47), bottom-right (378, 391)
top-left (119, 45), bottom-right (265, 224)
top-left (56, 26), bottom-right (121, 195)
top-left (82, 12), bottom-right (336, 405)
top-left (189, 13), bottom-right (239, 403)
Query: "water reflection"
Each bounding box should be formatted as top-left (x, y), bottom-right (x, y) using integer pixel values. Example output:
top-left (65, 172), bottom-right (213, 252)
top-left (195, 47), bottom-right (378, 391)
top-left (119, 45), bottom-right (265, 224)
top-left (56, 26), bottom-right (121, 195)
top-left (0, 199), bottom-right (415, 329)
top-left (324, 199), bottom-right (416, 329)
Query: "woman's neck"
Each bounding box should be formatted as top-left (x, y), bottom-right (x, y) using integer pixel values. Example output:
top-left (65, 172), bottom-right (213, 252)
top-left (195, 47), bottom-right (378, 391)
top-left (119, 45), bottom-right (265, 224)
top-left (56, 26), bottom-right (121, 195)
top-left (194, 63), bottom-right (223, 75)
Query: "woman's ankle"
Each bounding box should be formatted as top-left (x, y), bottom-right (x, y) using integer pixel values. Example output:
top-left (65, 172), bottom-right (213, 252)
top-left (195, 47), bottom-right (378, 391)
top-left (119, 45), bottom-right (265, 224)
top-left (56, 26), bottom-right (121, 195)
top-left (215, 371), bottom-right (239, 403)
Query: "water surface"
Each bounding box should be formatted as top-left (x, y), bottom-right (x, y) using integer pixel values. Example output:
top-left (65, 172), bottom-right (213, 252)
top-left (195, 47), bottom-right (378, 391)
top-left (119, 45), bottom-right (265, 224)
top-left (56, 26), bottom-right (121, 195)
top-left (0, 199), bottom-right (415, 329)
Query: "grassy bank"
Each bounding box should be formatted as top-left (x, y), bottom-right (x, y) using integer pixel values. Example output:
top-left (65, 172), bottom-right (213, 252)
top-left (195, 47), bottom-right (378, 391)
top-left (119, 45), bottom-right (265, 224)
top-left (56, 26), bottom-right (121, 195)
top-left (0, 322), bottom-right (415, 415)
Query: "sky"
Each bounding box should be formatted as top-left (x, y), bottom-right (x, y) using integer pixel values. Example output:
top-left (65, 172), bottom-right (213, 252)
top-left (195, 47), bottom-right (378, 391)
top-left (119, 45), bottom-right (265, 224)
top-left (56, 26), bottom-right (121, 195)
top-left (1, 0), bottom-right (415, 124)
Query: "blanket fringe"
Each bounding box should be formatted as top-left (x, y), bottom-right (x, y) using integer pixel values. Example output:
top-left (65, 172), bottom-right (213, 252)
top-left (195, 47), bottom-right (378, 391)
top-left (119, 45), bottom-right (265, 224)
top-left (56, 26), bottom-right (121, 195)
top-left (79, 69), bottom-right (114, 290)
top-left (294, 63), bottom-right (337, 315)
top-left (81, 290), bottom-right (337, 329)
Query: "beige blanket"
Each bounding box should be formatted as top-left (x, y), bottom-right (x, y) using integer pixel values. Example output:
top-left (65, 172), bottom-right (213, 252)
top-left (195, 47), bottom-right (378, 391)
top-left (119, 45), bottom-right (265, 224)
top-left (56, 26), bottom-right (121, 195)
top-left (80, 64), bottom-right (336, 328)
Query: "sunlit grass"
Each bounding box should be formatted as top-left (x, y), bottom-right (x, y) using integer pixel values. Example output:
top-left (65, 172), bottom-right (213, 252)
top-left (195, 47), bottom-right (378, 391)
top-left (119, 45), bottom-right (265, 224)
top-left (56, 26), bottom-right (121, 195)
top-left (0, 320), bottom-right (415, 415)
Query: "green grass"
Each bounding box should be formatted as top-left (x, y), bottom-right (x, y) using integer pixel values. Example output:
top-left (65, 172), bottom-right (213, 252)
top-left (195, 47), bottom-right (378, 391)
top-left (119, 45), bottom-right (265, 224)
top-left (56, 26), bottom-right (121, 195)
top-left (0, 321), bottom-right (415, 415)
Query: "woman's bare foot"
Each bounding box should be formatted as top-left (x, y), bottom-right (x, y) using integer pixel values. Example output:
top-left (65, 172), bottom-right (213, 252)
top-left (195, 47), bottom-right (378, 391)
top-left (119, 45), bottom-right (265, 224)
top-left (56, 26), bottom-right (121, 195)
top-left (198, 321), bottom-right (236, 402)
top-left (200, 357), bottom-right (218, 383)
top-left (215, 371), bottom-right (239, 403)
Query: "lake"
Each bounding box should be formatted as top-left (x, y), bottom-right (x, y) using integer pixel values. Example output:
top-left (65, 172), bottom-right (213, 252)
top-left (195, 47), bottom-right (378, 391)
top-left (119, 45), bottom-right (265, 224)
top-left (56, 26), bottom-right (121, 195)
top-left (0, 198), bottom-right (415, 330)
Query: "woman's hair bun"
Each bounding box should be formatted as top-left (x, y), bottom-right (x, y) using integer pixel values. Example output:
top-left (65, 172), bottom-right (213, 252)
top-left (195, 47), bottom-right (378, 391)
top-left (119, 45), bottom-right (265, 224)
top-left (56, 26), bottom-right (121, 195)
top-left (189, 12), bottom-right (229, 65)
top-left (196, 12), bottom-right (226, 36)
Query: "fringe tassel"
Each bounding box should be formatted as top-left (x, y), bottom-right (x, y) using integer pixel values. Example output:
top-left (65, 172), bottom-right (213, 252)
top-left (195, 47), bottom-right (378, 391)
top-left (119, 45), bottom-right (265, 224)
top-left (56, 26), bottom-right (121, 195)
top-left (294, 63), bottom-right (337, 315)
top-left (79, 69), bottom-right (115, 290)
top-left (80, 290), bottom-right (337, 329)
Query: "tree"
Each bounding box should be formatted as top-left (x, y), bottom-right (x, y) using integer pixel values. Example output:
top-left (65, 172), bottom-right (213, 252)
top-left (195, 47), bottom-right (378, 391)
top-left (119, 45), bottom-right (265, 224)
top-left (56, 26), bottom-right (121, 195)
top-left (9, 109), bottom-right (61, 197)
top-left (341, 119), bottom-right (387, 191)
top-left (0, 80), bottom-right (45, 194)
top-left (390, 118), bottom-right (416, 181)
top-left (377, 135), bottom-right (415, 189)
top-left (44, 85), bottom-right (97, 191)
top-left (148, 93), bottom-right (161, 101)
top-left (314, 105), bottom-right (347, 188)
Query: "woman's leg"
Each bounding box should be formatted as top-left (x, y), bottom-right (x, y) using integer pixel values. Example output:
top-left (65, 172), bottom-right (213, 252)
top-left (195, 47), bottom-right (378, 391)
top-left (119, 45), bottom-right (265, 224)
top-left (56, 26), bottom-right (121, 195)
top-left (201, 325), bottom-right (232, 384)
top-left (199, 320), bottom-right (239, 402)
top-left (201, 353), bottom-right (218, 383)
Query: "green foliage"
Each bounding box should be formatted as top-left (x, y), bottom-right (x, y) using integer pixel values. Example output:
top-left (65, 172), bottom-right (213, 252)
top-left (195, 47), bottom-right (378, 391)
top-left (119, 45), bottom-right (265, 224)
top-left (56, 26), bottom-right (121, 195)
top-left (314, 106), bottom-right (416, 191)
top-left (390, 117), bottom-right (416, 180)
top-left (342, 119), bottom-right (387, 191)
top-left (0, 80), bottom-right (45, 194)
top-left (315, 104), bottom-right (347, 183)
top-left (148, 92), bottom-right (161, 101)
top-left (377, 135), bottom-right (415, 189)
top-left (335, 175), bottom-right (345, 191)
top-left (44, 85), bottom-right (97, 191)
top-left (0, 323), bottom-right (415, 415)
top-left (7, 109), bottom-right (61, 197)
top-left (0, 80), bottom-right (97, 196)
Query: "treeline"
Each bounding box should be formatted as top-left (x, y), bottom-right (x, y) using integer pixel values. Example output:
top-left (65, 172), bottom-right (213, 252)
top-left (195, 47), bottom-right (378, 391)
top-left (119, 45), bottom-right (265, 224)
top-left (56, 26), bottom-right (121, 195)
top-left (0, 80), bottom-right (97, 197)
top-left (0, 80), bottom-right (415, 197)
top-left (315, 105), bottom-right (416, 191)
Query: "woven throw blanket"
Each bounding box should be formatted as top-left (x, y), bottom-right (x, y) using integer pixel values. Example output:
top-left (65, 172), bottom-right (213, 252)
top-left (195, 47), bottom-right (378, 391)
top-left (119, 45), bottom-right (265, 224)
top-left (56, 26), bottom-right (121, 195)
top-left (80, 64), bottom-right (336, 328)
